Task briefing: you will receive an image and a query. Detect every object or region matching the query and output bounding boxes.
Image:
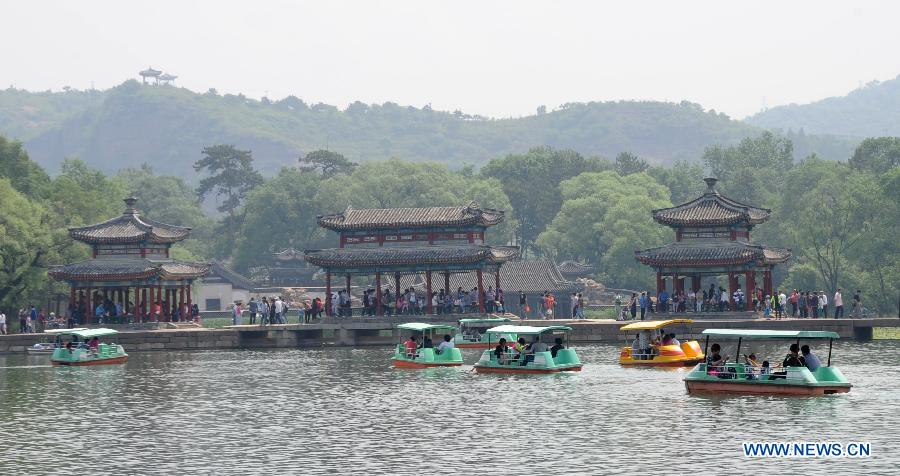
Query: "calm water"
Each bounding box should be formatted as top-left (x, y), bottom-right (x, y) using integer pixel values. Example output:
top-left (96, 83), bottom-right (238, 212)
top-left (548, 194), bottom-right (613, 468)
top-left (0, 341), bottom-right (898, 475)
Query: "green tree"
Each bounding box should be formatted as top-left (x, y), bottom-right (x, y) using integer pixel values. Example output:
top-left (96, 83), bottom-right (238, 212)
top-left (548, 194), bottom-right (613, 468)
top-left (298, 149), bottom-right (358, 177)
top-left (614, 151), bottom-right (649, 175)
top-left (0, 135), bottom-right (51, 199)
top-left (481, 146), bottom-right (609, 254)
top-left (849, 137), bottom-right (900, 174)
top-left (702, 131), bottom-right (794, 205)
top-left (536, 171), bottom-right (671, 289)
top-left (648, 160), bottom-right (705, 204)
top-left (194, 145), bottom-right (264, 254)
top-left (316, 158), bottom-right (517, 245)
top-left (0, 178), bottom-right (54, 309)
top-left (232, 168), bottom-right (328, 272)
top-left (778, 158), bottom-right (882, 300)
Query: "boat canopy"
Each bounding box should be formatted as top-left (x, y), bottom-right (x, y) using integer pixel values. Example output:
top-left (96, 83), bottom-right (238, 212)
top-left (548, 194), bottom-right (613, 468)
top-left (620, 319), bottom-right (693, 331)
top-left (397, 322), bottom-right (457, 332)
top-left (51, 328), bottom-right (119, 339)
top-left (458, 318), bottom-right (512, 325)
top-left (701, 329), bottom-right (840, 339)
top-left (44, 328), bottom-right (89, 335)
top-left (485, 325), bottom-right (572, 335)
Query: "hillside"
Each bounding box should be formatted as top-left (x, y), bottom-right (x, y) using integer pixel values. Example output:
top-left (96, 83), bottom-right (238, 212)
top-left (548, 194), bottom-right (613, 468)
top-left (747, 74), bottom-right (900, 137)
top-left (1, 80), bottom-right (858, 177)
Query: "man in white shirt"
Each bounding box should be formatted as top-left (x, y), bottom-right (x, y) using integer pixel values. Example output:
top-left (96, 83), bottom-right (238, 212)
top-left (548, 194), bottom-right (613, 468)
top-left (274, 297), bottom-right (284, 323)
top-left (435, 334), bottom-right (455, 354)
top-left (833, 289), bottom-right (843, 318)
top-left (0, 311), bottom-right (6, 334)
top-left (819, 292), bottom-right (828, 318)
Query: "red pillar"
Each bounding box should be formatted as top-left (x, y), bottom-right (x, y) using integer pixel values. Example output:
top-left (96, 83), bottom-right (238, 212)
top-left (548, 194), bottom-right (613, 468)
top-left (86, 286), bottom-right (92, 325)
top-left (69, 287), bottom-right (76, 313)
top-left (444, 272), bottom-right (450, 295)
top-left (745, 270), bottom-right (755, 311)
top-left (157, 285), bottom-right (163, 321)
top-left (764, 270), bottom-right (773, 297)
top-left (394, 273), bottom-right (401, 299)
top-left (477, 269), bottom-right (485, 313)
top-left (674, 276), bottom-right (684, 294)
top-left (345, 275), bottom-right (351, 293)
top-left (375, 272), bottom-right (382, 316)
top-left (325, 271), bottom-right (332, 317)
top-left (426, 271), bottom-right (433, 314)
top-left (179, 284), bottom-right (185, 319)
top-left (728, 272), bottom-right (736, 310)
top-left (495, 269), bottom-right (501, 291)
top-left (656, 272), bottom-right (664, 294)
top-left (691, 275), bottom-right (700, 293)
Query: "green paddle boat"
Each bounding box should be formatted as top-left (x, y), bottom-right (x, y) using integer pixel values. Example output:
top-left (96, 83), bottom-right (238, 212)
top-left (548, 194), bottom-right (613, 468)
top-left (392, 323), bottom-right (463, 368)
top-left (474, 325), bottom-right (582, 374)
top-left (50, 328), bottom-right (128, 366)
top-left (684, 329), bottom-right (851, 396)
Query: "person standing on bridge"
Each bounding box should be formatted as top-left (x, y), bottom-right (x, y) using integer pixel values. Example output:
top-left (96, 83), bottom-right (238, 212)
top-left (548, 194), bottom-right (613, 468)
top-left (232, 301), bottom-right (242, 326)
top-left (248, 297), bottom-right (258, 325)
top-left (833, 289), bottom-right (843, 318)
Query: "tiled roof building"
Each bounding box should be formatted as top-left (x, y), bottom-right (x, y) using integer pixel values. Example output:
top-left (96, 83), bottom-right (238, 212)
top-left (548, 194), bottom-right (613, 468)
top-left (49, 197), bottom-right (209, 323)
top-left (635, 178), bottom-right (791, 308)
top-left (303, 203), bottom-right (518, 315)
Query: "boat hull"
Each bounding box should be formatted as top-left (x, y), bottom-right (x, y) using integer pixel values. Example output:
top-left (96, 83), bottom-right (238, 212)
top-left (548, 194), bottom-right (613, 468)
top-left (51, 355), bottom-right (128, 366)
top-left (685, 380), bottom-right (851, 396)
top-left (620, 357), bottom-right (704, 367)
top-left (474, 364), bottom-right (582, 374)
top-left (392, 359), bottom-right (462, 369)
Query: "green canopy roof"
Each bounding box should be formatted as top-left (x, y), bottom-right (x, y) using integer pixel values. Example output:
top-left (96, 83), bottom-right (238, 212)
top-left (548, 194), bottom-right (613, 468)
top-left (485, 325), bottom-right (572, 335)
top-left (701, 329), bottom-right (840, 339)
top-left (49, 328), bottom-right (119, 339)
top-left (397, 322), bottom-right (457, 332)
top-left (458, 318), bottom-right (512, 325)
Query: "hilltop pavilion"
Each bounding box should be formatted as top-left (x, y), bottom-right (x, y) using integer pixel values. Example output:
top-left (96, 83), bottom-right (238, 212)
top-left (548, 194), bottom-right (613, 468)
top-left (49, 197), bottom-right (209, 323)
top-left (635, 178), bottom-right (791, 310)
top-left (303, 203), bottom-right (519, 315)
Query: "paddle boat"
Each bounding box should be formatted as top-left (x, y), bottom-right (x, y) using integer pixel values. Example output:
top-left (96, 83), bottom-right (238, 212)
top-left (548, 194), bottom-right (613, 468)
top-left (392, 323), bottom-right (463, 369)
top-left (50, 328), bottom-right (128, 366)
top-left (474, 325), bottom-right (582, 374)
top-left (684, 329), bottom-right (851, 396)
top-left (27, 328), bottom-right (89, 354)
top-left (618, 319), bottom-right (704, 366)
top-left (453, 317), bottom-right (516, 348)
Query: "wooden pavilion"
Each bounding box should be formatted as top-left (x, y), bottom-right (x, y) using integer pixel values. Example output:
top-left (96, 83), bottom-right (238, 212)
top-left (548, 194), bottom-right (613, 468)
top-left (635, 178), bottom-right (791, 309)
top-left (303, 203), bottom-right (519, 315)
top-left (49, 197), bottom-right (209, 323)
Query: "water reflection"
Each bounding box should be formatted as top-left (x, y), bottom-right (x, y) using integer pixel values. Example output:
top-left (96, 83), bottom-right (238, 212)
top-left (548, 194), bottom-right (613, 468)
top-left (0, 342), bottom-right (897, 474)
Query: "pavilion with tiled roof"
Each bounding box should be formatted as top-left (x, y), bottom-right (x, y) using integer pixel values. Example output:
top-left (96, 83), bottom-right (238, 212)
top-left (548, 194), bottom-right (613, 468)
top-left (49, 197), bottom-right (209, 323)
top-left (635, 178), bottom-right (791, 309)
top-left (303, 203), bottom-right (519, 315)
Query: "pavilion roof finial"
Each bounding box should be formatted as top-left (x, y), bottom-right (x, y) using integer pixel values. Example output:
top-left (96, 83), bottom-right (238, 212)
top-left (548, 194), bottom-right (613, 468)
top-left (703, 177), bottom-right (719, 194)
top-left (123, 196), bottom-right (139, 214)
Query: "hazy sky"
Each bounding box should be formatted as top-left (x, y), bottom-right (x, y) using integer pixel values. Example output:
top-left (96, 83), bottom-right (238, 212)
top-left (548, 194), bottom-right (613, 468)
top-left (4, 0), bottom-right (899, 119)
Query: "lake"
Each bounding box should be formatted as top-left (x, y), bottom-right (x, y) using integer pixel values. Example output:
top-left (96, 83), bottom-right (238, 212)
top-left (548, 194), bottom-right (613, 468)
top-left (1, 341), bottom-right (897, 474)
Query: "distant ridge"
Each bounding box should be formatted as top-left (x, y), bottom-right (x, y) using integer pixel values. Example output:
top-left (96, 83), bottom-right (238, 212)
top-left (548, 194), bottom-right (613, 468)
top-left (747, 74), bottom-right (900, 137)
top-left (0, 79), bottom-right (860, 177)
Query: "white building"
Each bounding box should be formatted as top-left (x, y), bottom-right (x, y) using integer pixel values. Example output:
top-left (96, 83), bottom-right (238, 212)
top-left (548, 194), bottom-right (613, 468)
top-left (197, 261), bottom-right (256, 311)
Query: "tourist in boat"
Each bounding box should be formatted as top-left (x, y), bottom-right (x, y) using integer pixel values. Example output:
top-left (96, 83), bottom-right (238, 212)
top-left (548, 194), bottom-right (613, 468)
top-left (422, 335), bottom-right (433, 348)
top-left (801, 345), bottom-right (821, 371)
top-left (550, 337), bottom-right (564, 358)
top-left (435, 335), bottom-right (454, 354)
top-left (638, 330), bottom-right (652, 360)
top-left (88, 337), bottom-right (100, 353)
top-left (782, 344), bottom-right (806, 368)
top-left (494, 338), bottom-right (510, 364)
top-left (743, 353), bottom-right (762, 380)
top-left (403, 336), bottom-right (418, 358)
top-left (65, 341), bottom-right (74, 354)
top-left (706, 343), bottom-right (725, 375)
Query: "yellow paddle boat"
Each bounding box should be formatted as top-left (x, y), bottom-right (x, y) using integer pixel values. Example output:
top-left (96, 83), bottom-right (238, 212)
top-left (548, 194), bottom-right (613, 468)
top-left (619, 319), bottom-right (704, 366)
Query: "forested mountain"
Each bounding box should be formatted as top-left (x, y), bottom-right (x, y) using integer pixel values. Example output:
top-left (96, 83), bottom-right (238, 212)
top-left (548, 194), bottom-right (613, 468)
top-left (1, 80), bottom-right (856, 177)
top-left (747, 75), bottom-right (900, 137)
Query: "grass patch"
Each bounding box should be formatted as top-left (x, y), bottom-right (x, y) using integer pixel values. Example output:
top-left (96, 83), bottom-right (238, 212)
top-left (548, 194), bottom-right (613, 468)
top-left (584, 308), bottom-right (617, 320)
top-left (874, 327), bottom-right (900, 339)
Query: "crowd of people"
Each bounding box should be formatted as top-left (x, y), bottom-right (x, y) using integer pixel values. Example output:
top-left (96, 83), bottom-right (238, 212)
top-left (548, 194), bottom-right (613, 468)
top-left (616, 285), bottom-right (865, 320)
